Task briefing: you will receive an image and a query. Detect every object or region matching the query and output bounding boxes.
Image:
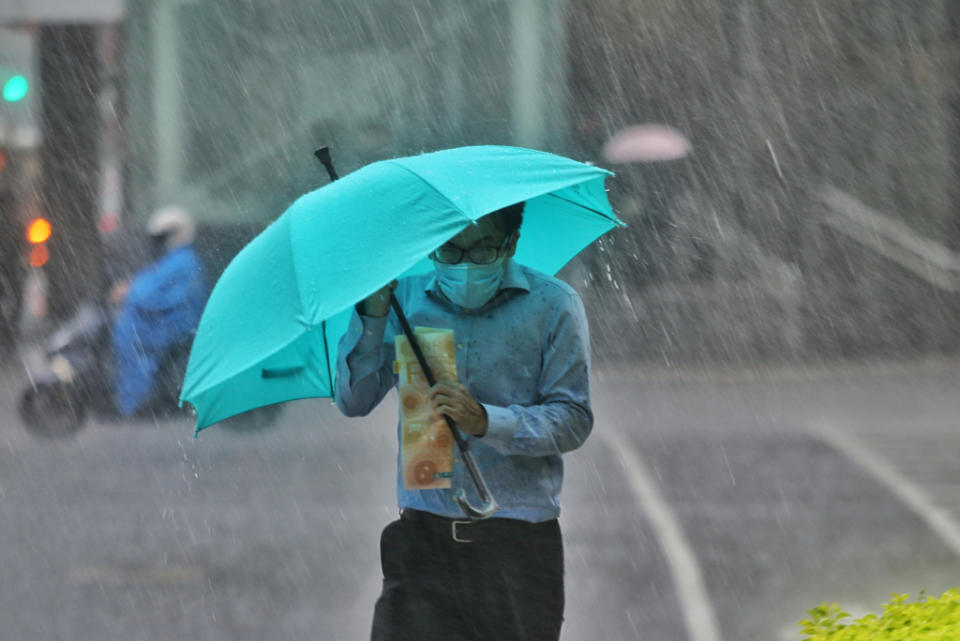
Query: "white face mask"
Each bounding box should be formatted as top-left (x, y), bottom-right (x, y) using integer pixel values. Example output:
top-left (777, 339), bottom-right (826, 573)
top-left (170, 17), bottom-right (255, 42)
top-left (433, 256), bottom-right (506, 309)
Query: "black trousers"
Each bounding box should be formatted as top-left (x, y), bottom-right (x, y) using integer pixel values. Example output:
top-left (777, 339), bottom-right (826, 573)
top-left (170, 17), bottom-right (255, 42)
top-left (371, 509), bottom-right (565, 641)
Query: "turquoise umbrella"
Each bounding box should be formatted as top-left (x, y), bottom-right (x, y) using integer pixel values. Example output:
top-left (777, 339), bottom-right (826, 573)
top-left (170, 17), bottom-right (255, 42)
top-left (181, 145), bottom-right (623, 435)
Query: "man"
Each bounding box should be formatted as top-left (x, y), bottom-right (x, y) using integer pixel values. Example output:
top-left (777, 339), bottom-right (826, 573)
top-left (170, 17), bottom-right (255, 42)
top-left (110, 206), bottom-right (208, 416)
top-left (335, 201), bottom-right (593, 641)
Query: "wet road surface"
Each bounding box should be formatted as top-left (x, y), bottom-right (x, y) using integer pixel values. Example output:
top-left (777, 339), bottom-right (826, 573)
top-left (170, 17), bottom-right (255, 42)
top-left (1, 357), bottom-right (958, 640)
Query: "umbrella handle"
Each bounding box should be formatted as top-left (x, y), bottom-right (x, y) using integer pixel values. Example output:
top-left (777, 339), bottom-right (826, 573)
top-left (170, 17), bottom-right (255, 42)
top-left (314, 147), bottom-right (339, 181)
top-left (389, 293), bottom-right (500, 520)
top-left (453, 452), bottom-right (500, 520)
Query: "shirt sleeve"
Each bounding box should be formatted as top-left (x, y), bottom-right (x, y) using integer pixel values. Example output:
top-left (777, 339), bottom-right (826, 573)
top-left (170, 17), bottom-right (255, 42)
top-left (478, 291), bottom-right (593, 457)
top-left (334, 307), bottom-right (396, 417)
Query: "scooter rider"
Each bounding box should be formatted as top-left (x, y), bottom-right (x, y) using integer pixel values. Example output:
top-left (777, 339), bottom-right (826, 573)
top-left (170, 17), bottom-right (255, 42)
top-left (110, 206), bottom-right (208, 417)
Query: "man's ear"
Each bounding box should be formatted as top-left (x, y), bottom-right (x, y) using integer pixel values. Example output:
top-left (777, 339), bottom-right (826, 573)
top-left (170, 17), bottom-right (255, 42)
top-left (506, 232), bottom-right (519, 258)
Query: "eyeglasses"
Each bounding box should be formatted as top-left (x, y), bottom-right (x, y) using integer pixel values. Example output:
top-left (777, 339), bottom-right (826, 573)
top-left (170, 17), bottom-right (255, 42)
top-left (432, 236), bottom-right (510, 265)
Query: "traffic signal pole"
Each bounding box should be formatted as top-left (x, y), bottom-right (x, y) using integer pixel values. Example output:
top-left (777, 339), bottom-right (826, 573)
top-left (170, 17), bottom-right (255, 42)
top-left (38, 24), bottom-right (105, 322)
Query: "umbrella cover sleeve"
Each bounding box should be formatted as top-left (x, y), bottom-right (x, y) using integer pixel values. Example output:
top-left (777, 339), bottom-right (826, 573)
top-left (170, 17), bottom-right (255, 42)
top-left (395, 327), bottom-right (456, 490)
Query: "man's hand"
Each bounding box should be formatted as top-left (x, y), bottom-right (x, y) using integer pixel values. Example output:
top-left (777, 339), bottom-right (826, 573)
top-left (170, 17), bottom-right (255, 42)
top-left (359, 280), bottom-right (398, 317)
top-left (428, 381), bottom-right (487, 437)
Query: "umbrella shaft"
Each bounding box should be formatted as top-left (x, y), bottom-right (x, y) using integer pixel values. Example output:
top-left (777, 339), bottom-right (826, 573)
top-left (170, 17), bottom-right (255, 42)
top-left (315, 149), bottom-right (488, 510)
top-left (388, 295), bottom-right (493, 505)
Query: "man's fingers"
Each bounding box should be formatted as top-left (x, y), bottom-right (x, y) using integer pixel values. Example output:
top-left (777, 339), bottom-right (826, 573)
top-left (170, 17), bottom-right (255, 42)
top-left (428, 383), bottom-right (479, 430)
top-left (435, 406), bottom-right (464, 424)
top-left (431, 396), bottom-right (461, 412)
top-left (429, 381), bottom-right (467, 397)
top-left (428, 383), bottom-right (460, 402)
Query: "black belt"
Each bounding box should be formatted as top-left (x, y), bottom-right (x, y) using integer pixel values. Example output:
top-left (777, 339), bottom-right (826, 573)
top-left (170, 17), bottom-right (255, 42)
top-left (400, 508), bottom-right (556, 544)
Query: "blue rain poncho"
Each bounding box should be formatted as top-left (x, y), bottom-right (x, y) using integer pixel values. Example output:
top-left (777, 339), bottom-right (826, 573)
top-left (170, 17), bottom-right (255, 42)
top-left (113, 244), bottom-right (208, 416)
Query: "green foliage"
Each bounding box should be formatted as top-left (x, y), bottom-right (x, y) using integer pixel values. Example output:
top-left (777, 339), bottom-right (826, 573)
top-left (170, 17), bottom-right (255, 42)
top-left (800, 589), bottom-right (960, 640)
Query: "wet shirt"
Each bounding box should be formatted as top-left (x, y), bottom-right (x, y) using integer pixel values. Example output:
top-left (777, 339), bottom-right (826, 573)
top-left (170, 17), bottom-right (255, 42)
top-left (335, 258), bottom-right (593, 522)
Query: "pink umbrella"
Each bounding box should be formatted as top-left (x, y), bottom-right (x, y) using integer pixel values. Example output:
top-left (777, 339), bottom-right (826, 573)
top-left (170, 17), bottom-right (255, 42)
top-left (602, 124), bottom-right (692, 163)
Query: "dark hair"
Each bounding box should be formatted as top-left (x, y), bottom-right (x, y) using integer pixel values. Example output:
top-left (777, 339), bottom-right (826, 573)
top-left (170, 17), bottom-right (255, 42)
top-left (489, 201), bottom-right (525, 237)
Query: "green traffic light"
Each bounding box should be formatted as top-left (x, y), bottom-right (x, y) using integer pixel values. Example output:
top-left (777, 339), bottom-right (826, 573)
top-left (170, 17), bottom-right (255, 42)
top-left (3, 75), bottom-right (29, 102)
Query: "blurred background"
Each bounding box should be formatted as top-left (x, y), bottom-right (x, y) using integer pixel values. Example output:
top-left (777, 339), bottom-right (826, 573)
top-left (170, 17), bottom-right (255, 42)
top-left (0, 2), bottom-right (958, 640)
top-left (2, 0), bottom-right (957, 363)
top-left (0, 0), bottom-right (960, 363)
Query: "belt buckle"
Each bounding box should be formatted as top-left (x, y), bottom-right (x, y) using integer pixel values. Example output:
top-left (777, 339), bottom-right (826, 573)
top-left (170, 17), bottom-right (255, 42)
top-left (451, 520), bottom-right (474, 543)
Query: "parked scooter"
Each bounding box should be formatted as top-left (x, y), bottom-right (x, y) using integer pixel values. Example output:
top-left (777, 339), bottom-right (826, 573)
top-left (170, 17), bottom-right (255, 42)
top-left (18, 302), bottom-right (185, 437)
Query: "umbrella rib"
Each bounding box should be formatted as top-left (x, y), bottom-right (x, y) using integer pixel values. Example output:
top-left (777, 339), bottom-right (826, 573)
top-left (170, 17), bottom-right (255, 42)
top-left (381, 160), bottom-right (475, 225)
top-left (284, 203), bottom-right (314, 326)
top-left (544, 191), bottom-right (626, 226)
top-left (321, 320), bottom-right (333, 393)
top-left (386, 159), bottom-right (621, 226)
top-left (186, 210), bottom-right (319, 400)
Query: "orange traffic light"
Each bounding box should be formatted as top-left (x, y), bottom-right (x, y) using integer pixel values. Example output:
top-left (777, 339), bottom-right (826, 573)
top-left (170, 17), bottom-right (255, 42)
top-left (29, 244), bottom-right (49, 267)
top-left (27, 218), bottom-right (52, 244)
top-left (26, 219), bottom-right (52, 267)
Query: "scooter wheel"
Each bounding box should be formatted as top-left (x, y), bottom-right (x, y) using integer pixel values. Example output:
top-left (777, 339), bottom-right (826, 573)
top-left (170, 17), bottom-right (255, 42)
top-left (19, 384), bottom-right (87, 438)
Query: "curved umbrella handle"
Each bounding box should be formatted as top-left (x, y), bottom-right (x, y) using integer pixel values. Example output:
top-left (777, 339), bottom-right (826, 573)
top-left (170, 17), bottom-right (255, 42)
top-left (453, 450), bottom-right (500, 520)
top-left (389, 294), bottom-right (500, 520)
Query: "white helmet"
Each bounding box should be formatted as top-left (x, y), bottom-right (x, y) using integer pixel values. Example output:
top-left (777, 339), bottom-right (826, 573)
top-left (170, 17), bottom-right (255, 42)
top-left (146, 206), bottom-right (196, 250)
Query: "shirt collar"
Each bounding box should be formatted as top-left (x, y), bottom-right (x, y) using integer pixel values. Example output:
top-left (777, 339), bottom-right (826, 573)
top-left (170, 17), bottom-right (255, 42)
top-left (500, 257), bottom-right (531, 292)
top-left (424, 257), bottom-right (531, 297)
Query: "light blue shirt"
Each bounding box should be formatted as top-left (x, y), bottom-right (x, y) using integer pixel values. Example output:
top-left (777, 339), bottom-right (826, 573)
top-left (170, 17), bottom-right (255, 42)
top-left (335, 258), bottom-right (593, 522)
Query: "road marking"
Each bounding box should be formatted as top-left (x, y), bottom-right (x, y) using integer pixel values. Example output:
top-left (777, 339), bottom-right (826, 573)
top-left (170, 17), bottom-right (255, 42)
top-left (603, 429), bottom-right (724, 641)
top-left (814, 424), bottom-right (960, 558)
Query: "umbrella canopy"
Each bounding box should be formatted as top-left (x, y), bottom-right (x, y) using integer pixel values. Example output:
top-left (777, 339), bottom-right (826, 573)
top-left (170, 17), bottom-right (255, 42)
top-left (182, 145), bottom-right (623, 433)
